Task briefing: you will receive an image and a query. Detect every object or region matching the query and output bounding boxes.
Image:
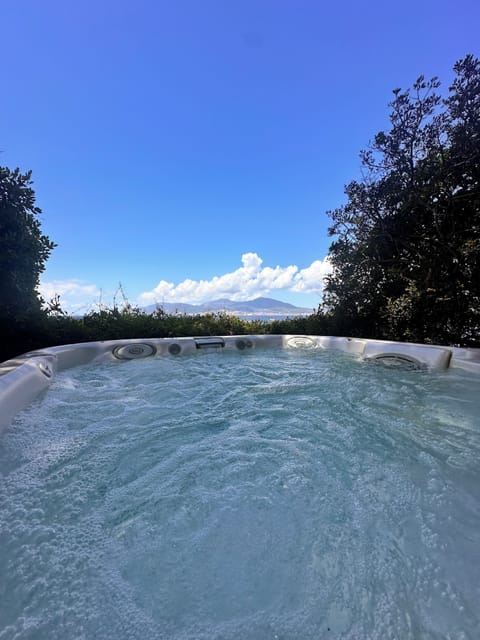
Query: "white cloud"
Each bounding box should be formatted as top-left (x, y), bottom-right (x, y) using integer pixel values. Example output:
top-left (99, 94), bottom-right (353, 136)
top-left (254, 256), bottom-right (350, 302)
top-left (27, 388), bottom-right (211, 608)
top-left (292, 258), bottom-right (333, 293)
top-left (38, 254), bottom-right (333, 314)
top-left (38, 279), bottom-right (102, 314)
top-left (138, 253), bottom-right (332, 305)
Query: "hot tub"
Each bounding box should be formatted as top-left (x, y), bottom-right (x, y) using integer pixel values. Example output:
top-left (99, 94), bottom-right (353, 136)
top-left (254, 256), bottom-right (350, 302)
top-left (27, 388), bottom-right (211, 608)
top-left (1, 336), bottom-right (479, 639)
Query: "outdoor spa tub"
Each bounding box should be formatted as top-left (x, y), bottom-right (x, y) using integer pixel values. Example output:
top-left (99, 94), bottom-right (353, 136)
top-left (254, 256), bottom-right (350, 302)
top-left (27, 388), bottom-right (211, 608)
top-left (1, 335), bottom-right (479, 639)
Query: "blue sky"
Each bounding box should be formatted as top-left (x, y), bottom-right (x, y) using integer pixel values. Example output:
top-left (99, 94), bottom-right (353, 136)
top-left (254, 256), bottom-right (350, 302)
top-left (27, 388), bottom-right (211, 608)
top-left (2, 0), bottom-right (479, 312)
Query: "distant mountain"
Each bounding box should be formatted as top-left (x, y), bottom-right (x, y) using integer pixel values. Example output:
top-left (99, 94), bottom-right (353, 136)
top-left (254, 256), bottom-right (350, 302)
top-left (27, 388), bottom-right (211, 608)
top-left (142, 296), bottom-right (313, 318)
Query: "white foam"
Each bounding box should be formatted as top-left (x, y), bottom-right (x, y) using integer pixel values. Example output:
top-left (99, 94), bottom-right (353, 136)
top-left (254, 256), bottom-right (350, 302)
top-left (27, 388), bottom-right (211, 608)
top-left (1, 351), bottom-right (479, 639)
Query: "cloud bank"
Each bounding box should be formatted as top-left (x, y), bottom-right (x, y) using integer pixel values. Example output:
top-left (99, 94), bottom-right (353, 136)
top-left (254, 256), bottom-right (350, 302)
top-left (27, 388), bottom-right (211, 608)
top-left (138, 253), bottom-right (332, 305)
top-left (38, 254), bottom-right (332, 313)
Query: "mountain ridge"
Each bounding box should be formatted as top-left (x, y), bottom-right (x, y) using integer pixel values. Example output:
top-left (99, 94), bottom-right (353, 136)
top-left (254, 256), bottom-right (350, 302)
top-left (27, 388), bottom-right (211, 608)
top-left (142, 296), bottom-right (313, 317)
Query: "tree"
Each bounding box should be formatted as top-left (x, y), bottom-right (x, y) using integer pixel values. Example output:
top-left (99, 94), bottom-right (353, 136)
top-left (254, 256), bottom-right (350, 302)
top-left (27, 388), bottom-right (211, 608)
top-left (324, 55), bottom-right (480, 346)
top-left (0, 167), bottom-right (56, 322)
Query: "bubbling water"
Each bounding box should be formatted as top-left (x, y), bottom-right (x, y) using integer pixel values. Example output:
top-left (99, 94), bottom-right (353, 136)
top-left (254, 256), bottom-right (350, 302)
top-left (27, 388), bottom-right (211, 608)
top-left (1, 349), bottom-right (479, 640)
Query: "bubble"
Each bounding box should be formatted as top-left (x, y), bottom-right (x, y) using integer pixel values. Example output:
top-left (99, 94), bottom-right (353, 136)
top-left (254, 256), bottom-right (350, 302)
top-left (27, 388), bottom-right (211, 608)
top-left (1, 351), bottom-right (479, 638)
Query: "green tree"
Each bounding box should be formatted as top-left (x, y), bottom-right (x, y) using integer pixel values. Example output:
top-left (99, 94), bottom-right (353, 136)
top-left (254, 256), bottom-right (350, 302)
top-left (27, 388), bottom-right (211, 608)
top-left (0, 166), bottom-right (57, 361)
top-left (0, 166), bottom-right (56, 321)
top-left (324, 55), bottom-right (480, 345)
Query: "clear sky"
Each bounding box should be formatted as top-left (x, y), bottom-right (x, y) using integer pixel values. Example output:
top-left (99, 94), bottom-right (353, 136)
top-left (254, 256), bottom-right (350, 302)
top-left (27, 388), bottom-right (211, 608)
top-left (1, 0), bottom-right (479, 312)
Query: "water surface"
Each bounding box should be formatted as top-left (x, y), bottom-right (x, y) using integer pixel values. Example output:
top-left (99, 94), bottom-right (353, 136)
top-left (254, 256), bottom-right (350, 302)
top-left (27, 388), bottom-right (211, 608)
top-left (1, 349), bottom-right (479, 639)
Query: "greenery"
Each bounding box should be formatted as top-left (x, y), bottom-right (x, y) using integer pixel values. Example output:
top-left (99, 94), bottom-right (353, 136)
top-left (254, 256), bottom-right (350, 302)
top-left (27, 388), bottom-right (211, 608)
top-left (0, 166), bottom-right (57, 358)
top-left (0, 167), bottom-right (56, 320)
top-left (1, 55), bottom-right (479, 361)
top-left (323, 54), bottom-right (480, 346)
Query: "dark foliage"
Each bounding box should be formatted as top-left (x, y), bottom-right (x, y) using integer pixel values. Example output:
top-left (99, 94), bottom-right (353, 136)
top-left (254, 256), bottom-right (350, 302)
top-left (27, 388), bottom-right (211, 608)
top-left (0, 167), bottom-right (56, 320)
top-left (0, 167), bottom-right (57, 358)
top-left (324, 55), bottom-right (480, 346)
